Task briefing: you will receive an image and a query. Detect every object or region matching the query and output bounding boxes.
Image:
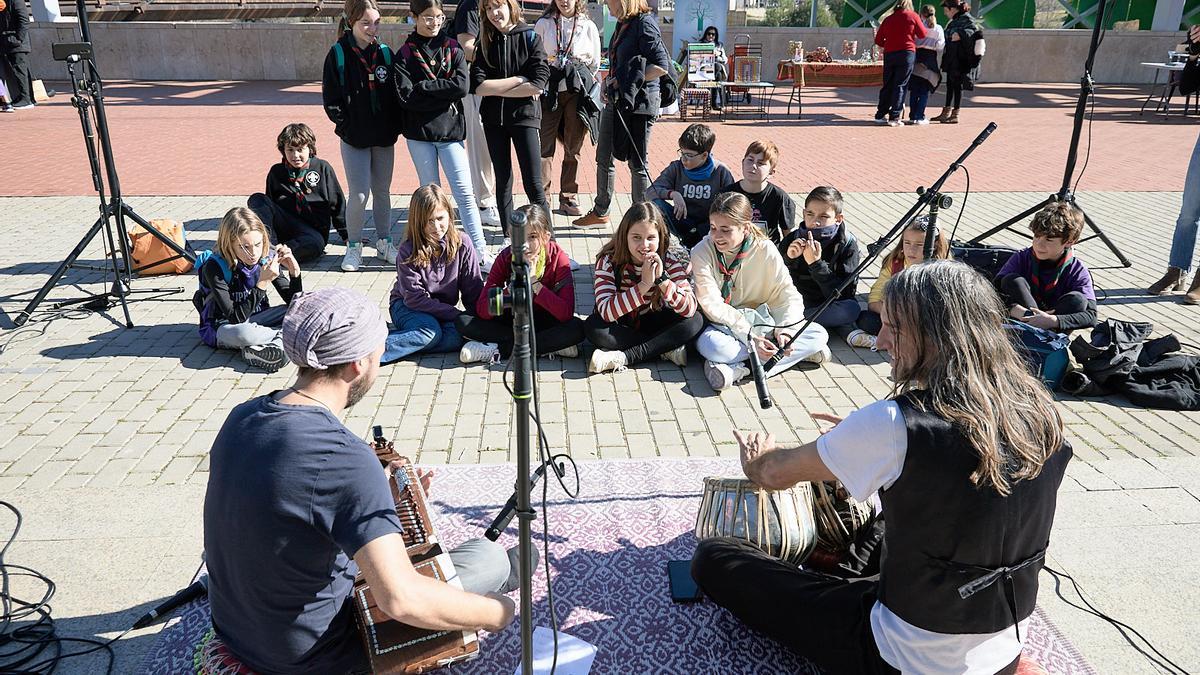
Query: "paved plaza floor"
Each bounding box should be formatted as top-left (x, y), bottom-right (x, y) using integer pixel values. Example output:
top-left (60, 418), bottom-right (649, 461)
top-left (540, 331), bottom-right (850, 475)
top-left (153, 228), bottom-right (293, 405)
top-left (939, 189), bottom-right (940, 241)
top-left (0, 82), bottom-right (1198, 673)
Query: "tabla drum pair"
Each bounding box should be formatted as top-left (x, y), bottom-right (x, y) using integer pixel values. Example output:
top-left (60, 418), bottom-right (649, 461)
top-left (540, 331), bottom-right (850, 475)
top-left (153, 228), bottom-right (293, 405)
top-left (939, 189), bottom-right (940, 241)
top-left (694, 476), bottom-right (874, 567)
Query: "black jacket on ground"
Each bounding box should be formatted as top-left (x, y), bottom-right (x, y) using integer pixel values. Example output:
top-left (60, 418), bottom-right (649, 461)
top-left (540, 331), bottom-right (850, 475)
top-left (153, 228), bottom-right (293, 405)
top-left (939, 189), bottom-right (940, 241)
top-left (469, 24), bottom-right (549, 129)
top-left (1, 0), bottom-right (30, 54)
top-left (263, 157), bottom-right (347, 244)
top-left (781, 224), bottom-right (862, 307)
top-left (395, 32), bottom-right (469, 143)
top-left (1070, 319), bottom-right (1200, 410)
top-left (321, 32), bottom-right (401, 149)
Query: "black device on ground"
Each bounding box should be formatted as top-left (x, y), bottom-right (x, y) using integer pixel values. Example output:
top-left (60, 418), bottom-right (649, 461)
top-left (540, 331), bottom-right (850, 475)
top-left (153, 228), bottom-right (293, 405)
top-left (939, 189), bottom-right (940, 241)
top-left (965, 0), bottom-right (1130, 268)
top-left (754, 124), bottom-right (998, 397)
top-left (131, 576), bottom-right (208, 629)
top-left (12, 0), bottom-right (194, 329)
top-left (667, 560), bottom-right (703, 603)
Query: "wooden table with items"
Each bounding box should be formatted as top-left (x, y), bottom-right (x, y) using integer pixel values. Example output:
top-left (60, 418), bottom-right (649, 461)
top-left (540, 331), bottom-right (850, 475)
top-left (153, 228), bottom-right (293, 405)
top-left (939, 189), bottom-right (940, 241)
top-left (777, 60), bottom-right (885, 87)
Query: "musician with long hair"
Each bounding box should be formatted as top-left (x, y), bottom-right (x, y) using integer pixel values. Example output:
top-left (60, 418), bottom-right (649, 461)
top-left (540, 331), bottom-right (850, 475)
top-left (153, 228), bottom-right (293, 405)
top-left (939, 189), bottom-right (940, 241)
top-left (202, 288), bottom-right (519, 673)
top-left (692, 260), bottom-right (1073, 674)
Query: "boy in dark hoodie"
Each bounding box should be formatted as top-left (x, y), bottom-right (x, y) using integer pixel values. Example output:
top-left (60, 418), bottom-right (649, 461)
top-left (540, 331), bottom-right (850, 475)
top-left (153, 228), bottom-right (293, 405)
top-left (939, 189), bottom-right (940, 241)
top-left (782, 186), bottom-right (863, 332)
top-left (248, 123), bottom-right (347, 263)
top-left (646, 123), bottom-right (736, 249)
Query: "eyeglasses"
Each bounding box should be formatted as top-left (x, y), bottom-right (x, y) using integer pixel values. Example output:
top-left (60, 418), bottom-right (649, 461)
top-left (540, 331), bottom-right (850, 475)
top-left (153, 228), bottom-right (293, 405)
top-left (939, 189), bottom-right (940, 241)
top-left (678, 150), bottom-right (704, 160)
top-left (419, 14), bottom-right (446, 24)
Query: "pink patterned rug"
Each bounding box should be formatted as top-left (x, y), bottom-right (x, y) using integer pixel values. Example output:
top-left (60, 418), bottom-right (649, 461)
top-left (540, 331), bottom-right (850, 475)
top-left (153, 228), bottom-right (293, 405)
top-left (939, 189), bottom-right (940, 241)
top-left (138, 459), bottom-right (1094, 674)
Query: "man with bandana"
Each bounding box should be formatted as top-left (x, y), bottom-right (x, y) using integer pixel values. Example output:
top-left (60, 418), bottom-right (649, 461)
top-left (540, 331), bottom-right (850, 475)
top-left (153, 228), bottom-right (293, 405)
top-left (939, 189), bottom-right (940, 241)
top-left (202, 287), bottom-right (518, 673)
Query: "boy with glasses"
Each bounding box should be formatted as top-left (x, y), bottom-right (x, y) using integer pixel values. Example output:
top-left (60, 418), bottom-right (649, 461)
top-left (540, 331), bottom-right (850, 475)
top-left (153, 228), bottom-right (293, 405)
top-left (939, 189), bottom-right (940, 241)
top-left (645, 123), bottom-right (735, 249)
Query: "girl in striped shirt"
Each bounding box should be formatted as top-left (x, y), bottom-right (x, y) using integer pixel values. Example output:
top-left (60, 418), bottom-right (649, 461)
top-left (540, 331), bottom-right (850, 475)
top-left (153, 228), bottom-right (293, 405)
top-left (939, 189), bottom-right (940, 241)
top-left (585, 202), bottom-right (705, 373)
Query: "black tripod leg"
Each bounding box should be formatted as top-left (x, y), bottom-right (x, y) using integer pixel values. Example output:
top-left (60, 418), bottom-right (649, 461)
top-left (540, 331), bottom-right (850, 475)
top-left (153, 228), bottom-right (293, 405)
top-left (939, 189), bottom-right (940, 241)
top-left (14, 215), bottom-right (107, 327)
top-left (1074, 198), bottom-right (1133, 268)
top-left (121, 204), bottom-right (194, 262)
top-left (967, 198), bottom-right (1050, 246)
top-left (103, 205), bottom-right (134, 328)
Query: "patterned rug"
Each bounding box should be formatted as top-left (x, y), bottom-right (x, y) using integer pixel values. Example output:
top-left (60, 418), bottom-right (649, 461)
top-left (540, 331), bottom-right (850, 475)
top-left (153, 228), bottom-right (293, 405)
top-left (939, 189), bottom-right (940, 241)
top-left (138, 459), bottom-right (1095, 675)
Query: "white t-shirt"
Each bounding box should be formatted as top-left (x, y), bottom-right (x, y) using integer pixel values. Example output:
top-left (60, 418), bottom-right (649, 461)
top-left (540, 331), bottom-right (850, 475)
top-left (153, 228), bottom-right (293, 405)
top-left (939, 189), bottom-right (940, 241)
top-left (816, 399), bottom-right (1029, 675)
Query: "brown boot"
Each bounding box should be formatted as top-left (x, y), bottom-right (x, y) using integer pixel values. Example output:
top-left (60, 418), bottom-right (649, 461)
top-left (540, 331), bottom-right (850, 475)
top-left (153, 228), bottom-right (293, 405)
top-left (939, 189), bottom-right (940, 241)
top-left (1183, 273), bottom-right (1200, 305)
top-left (1148, 266), bottom-right (1187, 295)
top-left (930, 106), bottom-right (952, 122)
top-left (945, 108), bottom-right (960, 124)
top-left (572, 211), bottom-right (610, 228)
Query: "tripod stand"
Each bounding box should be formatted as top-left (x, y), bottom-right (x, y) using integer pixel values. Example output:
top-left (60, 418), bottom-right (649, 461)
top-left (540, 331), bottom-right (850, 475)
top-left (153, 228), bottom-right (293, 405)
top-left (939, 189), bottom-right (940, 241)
top-left (966, 0), bottom-right (1130, 268)
top-left (12, 3), bottom-right (193, 328)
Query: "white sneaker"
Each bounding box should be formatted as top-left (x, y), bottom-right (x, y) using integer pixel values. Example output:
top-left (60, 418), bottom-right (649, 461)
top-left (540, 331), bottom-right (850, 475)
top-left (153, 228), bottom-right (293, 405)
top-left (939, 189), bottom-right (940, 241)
top-left (551, 344), bottom-right (580, 359)
top-left (887, 119), bottom-right (903, 127)
top-left (460, 341), bottom-right (500, 364)
top-left (910, 118), bottom-right (930, 126)
top-left (660, 345), bottom-right (687, 367)
top-left (874, 117), bottom-right (889, 125)
top-left (479, 250), bottom-right (496, 274)
top-left (846, 329), bottom-right (878, 350)
top-left (803, 346), bottom-right (833, 364)
top-left (12, 102), bottom-right (35, 111)
top-left (480, 206), bottom-right (502, 227)
top-left (568, 257), bottom-right (581, 272)
top-left (341, 243), bottom-right (363, 271)
top-left (705, 360), bottom-right (749, 391)
top-left (375, 238), bottom-right (399, 265)
top-left (589, 349), bottom-right (628, 373)
top-left (241, 343), bottom-right (289, 372)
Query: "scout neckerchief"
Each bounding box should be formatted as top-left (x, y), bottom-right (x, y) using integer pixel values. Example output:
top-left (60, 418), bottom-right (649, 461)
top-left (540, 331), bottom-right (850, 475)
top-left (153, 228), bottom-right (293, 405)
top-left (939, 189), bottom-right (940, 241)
top-left (285, 161), bottom-right (313, 216)
top-left (715, 237), bottom-right (752, 304)
top-left (412, 36), bottom-right (452, 80)
top-left (1030, 248), bottom-right (1073, 307)
top-left (349, 40), bottom-right (382, 113)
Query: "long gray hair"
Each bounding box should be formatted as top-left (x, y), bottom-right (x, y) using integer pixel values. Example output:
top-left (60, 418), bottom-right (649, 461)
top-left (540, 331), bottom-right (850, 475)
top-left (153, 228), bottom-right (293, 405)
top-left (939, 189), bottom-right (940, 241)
top-left (883, 260), bottom-right (1064, 496)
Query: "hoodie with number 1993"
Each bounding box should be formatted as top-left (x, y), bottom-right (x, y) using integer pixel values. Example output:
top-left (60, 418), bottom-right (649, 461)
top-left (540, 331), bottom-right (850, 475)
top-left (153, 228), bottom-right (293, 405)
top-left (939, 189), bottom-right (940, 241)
top-left (321, 31), bottom-right (401, 149)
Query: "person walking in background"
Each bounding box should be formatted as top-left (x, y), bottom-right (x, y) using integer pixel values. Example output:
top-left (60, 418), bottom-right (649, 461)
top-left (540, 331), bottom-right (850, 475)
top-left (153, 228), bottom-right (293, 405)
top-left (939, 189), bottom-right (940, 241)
top-left (454, 0), bottom-right (503, 229)
top-left (873, 0), bottom-right (927, 126)
top-left (907, 4), bottom-right (944, 125)
top-left (322, 0), bottom-right (401, 271)
top-left (535, 0), bottom-right (601, 218)
top-left (0, 0), bottom-right (33, 111)
top-left (932, 0), bottom-right (982, 124)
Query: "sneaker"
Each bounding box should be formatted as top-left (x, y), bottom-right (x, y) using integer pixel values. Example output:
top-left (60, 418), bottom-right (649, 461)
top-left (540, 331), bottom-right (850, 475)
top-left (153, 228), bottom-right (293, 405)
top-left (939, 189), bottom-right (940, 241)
top-left (341, 243), bottom-right (363, 271)
top-left (846, 329), bottom-right (877, 350)
top-left (589, 349), bottom-right (628, 373)
top-left (572, 211), bottom-right (610, 229)
top-left (241, 343), bottom-right (289, 372)
top-left (480, 205), bottom-right (502, 227)
top-left (0, 104), bottom-right (12, 113)
top-left (874, 117), bottom-right (889, 125)
top-left (550, 344), bottom-right (579, 359)
top-left (660, 345), bottom-right (687, 367)
top-left (568, 257), bottom-right (581, 271)
top-left (887, 119), bottom-right (903, 127)
top-left (12, 102), bottom-right (35, 110)
top-left (480, 250), bottom-right (496, 274)
top-left (559, 195), bottom-right (583, 217)
top-left (375, 238), bottom-right (399, 265)
top-left (909, 118), bottom-right (930, 126)
top-left (460, 341), bottom-right (501, 364)
top-left (705, 360), bottom-right (749, 391)
top-left (803, 346), bottom-right (833, 364)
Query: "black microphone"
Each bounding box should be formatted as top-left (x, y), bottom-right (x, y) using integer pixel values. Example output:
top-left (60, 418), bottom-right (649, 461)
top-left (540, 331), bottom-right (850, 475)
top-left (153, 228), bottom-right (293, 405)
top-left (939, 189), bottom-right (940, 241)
top-left (133, 576), bottom-right (208, 629)
top-left (510, 210), bottom-right (528, 266)
top-left (485, 460), bottom-right (565, 541)
top-left (747, 340), bottom-right (773, 409)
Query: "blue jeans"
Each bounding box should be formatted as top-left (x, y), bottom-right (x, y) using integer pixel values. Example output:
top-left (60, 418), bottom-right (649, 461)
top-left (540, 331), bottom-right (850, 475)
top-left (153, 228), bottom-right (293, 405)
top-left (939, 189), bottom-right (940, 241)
top-left (1169, 132), bottom-right (1200, 272)
top-left (803, 299), bottom-right (862, 330)
top-left (382, 297), bottom-right (463, 363)
top-left (877, 50), bottom-right (915, 121)
top-left (652, 199), bottom-right (708, 249)
top-left (406, 139), bottom-right (488, 257)
top-left (907, 49), bottom-right (939, 121)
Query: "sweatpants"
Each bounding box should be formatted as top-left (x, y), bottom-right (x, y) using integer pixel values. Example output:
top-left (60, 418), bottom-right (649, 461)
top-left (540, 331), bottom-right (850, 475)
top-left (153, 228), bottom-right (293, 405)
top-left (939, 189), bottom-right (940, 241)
top-left (340, 141), bottom-right (394, 244)
top-left (215, 305), bottom-right (287, 352)
top-left (695, 322), bottom-right (829, 378)
top-left (483, 124), bottom-right (548, 236)
top-left (246, 193), bottom-right (327, 262)
top-left (584, 310), bottom-right (704, 365)
top-left (455, 312), bottom-right (584, 358)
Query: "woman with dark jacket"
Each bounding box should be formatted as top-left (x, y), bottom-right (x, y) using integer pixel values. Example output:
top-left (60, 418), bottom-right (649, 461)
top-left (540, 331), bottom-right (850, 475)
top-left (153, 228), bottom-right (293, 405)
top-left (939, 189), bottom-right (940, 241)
top-left (571, 0), bottom-right (670, 229)
top-left (469, 0), bottom-right (551, 238)
top-left (0, 0), bottom-right (33, 111)
top-left (931, 0), bottom-right (980, 124)
top-left (321, 0), bottom-right (402, 271)
top-left (395, 0), bottom-right (492, 270)
top-left (873, 0), bottom-right (927, 126)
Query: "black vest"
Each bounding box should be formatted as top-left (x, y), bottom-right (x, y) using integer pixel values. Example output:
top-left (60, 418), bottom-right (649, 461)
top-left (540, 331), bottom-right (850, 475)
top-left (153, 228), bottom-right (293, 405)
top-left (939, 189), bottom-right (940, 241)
top-left (879, 391), bottom-right (1072, 635)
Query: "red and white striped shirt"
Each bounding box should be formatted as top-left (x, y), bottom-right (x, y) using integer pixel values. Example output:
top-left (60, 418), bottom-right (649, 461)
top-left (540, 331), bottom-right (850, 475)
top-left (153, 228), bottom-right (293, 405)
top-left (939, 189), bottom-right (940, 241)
top-left (593, 253), bottom-right (697, 323)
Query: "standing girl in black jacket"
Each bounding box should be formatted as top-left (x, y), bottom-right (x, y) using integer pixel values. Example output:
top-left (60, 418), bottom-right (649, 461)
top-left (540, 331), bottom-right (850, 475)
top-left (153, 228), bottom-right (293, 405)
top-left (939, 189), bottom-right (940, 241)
top-left (469, 0), bottom-right (551, 238)
top-left (395, 0), bottom-right (494, 271)
top-left (322, 0), bottom-right (401, 272)
top-left (931, 0), bottom-right (980, 124)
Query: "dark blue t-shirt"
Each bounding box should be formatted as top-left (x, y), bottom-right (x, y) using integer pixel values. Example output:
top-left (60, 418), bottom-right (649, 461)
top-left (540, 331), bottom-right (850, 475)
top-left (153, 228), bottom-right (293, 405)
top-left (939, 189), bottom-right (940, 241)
top-left (203, 393), bottom-right (402, 674)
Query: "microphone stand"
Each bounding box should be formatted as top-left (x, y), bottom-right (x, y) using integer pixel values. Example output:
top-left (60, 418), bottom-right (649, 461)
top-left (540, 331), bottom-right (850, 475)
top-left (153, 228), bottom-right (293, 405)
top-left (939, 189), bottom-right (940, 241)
top-left (507, 211), bottom-right (536, 675)
top-left (762, 123), bottom-right (997, 374)
top-left (484, 458), bottom-right (567, 541)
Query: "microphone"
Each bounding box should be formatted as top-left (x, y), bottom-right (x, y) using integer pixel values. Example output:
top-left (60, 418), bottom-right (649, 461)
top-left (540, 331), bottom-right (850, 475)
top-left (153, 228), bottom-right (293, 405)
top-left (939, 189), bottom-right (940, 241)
top-left (133, 575), bottom-right (209, 629)
top-left (510, 210), bottom-right (528, 266)
top-left (747, 339), bottom-right (773, 409)
top-left (485, 460), bottom-right (565, 541)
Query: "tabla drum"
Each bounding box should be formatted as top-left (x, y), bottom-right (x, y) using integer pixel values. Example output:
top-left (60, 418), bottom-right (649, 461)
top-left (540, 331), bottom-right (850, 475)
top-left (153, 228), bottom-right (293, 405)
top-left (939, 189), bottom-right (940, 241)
top-left (694, 477), bottom-right (819, 565)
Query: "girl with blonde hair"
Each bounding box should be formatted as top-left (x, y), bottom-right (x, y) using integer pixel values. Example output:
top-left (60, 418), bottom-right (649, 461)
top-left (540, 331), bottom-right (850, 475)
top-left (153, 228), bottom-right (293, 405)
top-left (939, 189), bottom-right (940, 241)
top-left (383, 184), bottom-right (484, 362)
top-left (692, 193), bottom-right (830, 391)
top-left (193, 207), bottom-right (303, 372)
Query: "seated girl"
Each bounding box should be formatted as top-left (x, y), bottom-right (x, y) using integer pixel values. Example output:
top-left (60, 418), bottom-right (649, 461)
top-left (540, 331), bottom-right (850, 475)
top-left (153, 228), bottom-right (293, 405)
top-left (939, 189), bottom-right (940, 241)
top-left (692, 192), bottom-right (830, 392)
top-left (383, 184), bottom-right (483, 363)
top-left (848, 214), bottom-right (948, 349)
top-left (193, 207), bottom-right (303, 372)
top-left (456, 204), bottom-right (584, 363)
top-left (585, 202), bottom-right (704, 373)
